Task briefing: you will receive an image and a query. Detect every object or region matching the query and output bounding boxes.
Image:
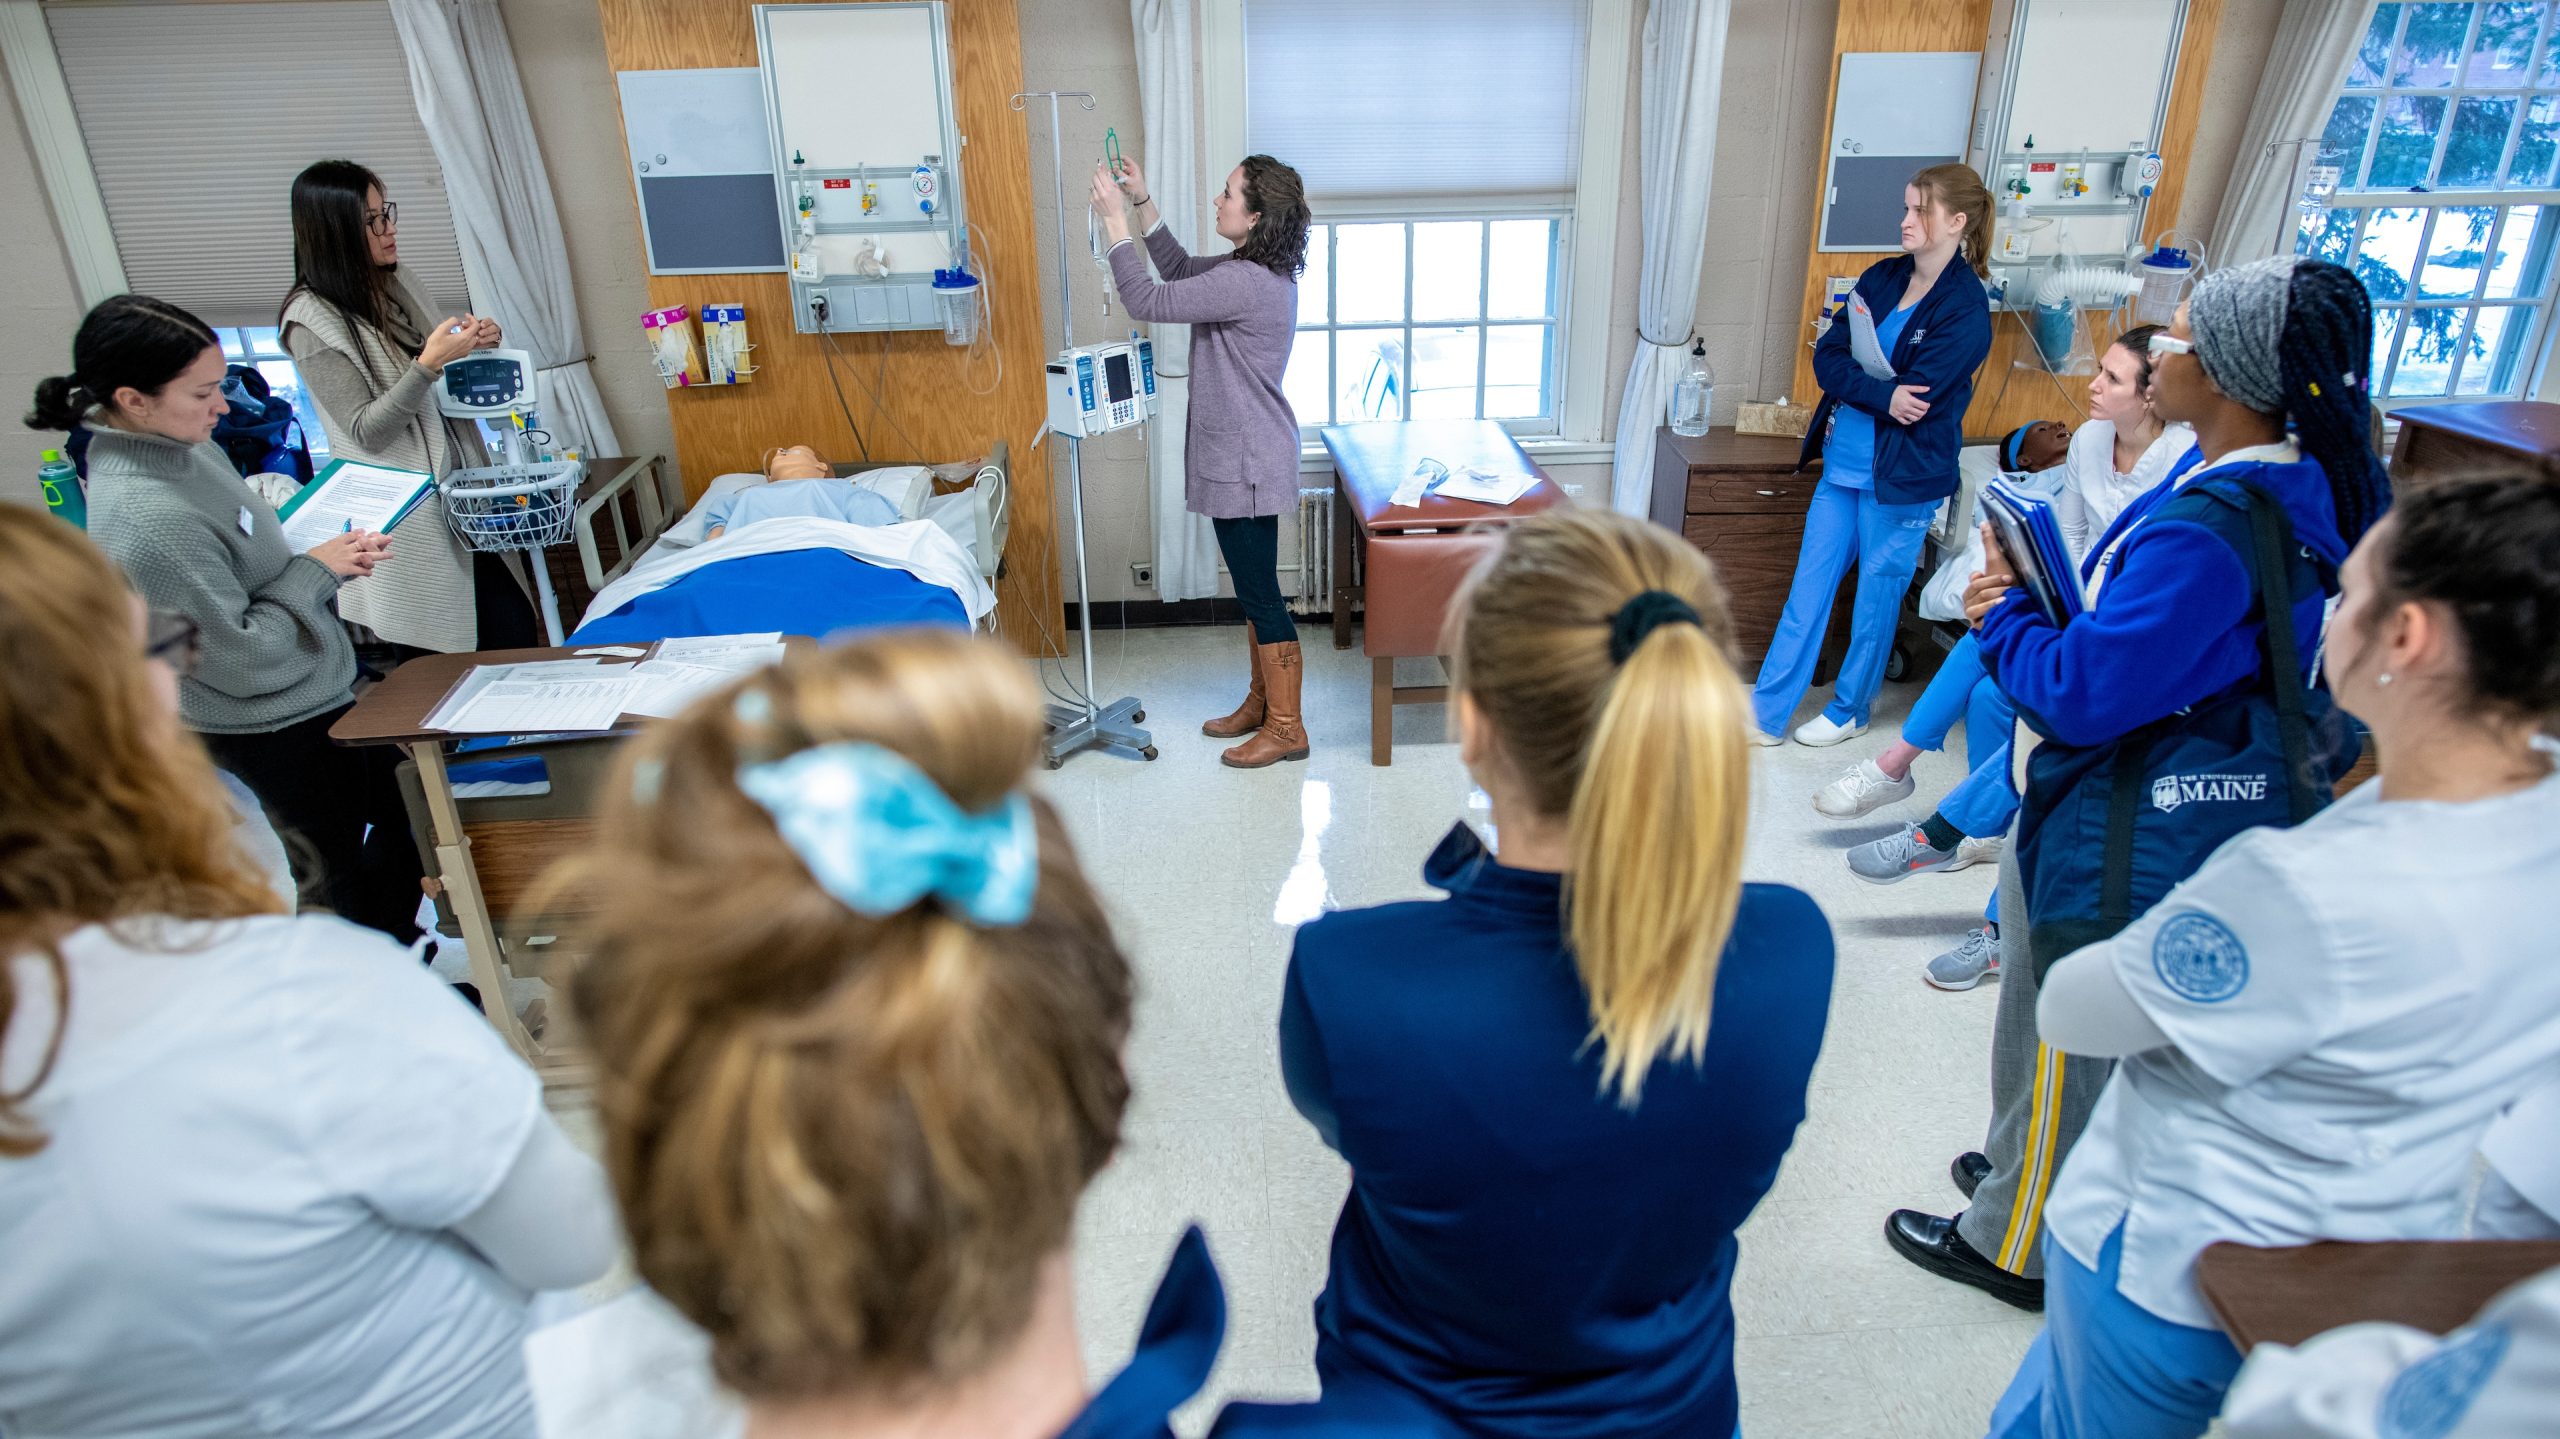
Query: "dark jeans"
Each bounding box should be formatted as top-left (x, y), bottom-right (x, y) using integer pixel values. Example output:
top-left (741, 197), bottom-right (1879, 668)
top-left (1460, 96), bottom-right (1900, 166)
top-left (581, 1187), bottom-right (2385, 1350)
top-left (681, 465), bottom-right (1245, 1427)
top-left (1212, 514), bottom-right (1297, 646)
top-left (201, 704), bottom-right (424, 943)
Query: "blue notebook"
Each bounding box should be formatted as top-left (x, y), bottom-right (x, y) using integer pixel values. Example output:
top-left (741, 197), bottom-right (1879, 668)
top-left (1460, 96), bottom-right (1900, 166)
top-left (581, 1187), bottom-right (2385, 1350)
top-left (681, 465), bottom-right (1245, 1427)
top-left (1978, 476), bottom-right (2083, 626)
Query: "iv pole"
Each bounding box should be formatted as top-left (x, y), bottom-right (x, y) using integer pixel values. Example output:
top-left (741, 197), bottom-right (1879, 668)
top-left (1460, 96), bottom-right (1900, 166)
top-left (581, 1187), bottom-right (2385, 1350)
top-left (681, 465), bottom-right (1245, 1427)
top-left (1013, 89), bottom-right (1155, 769)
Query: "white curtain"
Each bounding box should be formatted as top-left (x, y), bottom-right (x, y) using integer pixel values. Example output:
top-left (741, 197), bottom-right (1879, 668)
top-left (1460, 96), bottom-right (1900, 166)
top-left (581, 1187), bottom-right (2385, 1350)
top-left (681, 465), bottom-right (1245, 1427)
top-left (1131, 0), bottom-right (1223, 600)
top-left (2208, 0), bottom-right (2377, 265)
top-left (387, 0), bottom-right (622, 458)
top-left (1608, 0), bottom-right (1732, 516)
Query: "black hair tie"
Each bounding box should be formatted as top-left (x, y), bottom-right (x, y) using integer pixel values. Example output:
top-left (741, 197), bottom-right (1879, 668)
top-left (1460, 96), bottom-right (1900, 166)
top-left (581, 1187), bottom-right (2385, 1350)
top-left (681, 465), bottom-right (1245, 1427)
top-left (1608, 589), bottom-right (1702, 665)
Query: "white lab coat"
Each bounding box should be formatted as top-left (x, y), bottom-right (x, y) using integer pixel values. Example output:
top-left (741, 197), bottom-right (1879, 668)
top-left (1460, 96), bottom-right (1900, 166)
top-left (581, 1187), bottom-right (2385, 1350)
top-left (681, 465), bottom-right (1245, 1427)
top-left (2039, 768), bottom-right (2560, 1328)
top-left (2222, 1263), bottom-right (2560, 1438)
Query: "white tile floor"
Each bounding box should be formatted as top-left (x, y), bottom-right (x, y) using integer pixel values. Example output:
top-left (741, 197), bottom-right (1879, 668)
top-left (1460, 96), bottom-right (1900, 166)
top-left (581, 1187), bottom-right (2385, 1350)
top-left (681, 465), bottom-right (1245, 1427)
top-left (1037, 623), bottom-right (2041, 1438)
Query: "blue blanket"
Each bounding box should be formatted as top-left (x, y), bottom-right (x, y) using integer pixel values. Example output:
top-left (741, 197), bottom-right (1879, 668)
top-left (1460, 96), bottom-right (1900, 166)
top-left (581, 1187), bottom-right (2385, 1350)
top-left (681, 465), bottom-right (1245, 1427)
top-left (570, 548), bottom-right (969, 646)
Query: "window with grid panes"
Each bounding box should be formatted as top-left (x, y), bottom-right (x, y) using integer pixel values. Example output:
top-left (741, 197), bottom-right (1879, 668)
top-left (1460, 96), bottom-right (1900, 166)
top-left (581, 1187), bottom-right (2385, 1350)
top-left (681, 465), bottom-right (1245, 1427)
top-left (1282, 217), bottom-right (1565, 432)
top-left (2296, 1), bottom-right (2560, 401)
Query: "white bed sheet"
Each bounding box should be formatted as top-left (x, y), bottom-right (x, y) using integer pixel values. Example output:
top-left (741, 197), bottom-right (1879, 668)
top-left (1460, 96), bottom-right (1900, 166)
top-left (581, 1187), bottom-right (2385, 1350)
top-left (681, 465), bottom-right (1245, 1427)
top-left (577, 515), bottom-right (996, 632)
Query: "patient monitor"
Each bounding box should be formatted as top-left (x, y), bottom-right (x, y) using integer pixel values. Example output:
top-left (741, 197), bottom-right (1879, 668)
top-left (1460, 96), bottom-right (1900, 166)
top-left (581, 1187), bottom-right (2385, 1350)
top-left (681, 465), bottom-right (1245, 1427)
top-left (1044, 337), bottom-right (1158, 438)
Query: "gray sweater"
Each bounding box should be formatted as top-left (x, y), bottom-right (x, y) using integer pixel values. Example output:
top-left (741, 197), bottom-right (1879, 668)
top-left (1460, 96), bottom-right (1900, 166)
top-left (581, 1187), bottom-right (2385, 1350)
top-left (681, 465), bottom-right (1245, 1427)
top-left (83, 423), bottom-right (355, 733)
top-left (1108, 225), bottom-right (1301, 519)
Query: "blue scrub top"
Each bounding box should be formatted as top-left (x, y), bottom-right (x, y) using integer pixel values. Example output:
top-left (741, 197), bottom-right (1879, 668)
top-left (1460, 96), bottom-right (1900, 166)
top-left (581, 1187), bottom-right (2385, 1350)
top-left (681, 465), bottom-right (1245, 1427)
top-left (1821, 301), bottom-right (1914, 490)
top-left (1280, 824), bottom-right (1834, 1439)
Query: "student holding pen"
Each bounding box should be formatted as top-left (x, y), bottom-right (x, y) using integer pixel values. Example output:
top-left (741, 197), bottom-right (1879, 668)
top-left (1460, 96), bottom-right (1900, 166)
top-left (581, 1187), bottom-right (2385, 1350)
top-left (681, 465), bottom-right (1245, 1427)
top-left (27, 294), bottom-right (424, 941)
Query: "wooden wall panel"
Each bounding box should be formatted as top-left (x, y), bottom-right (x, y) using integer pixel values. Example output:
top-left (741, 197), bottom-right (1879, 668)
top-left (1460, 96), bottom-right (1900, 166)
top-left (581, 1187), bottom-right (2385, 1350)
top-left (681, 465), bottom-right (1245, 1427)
top-left (1788, 0), bottom-right (2223, 442)
top-left (593, 0), bottom-right (1060, 655)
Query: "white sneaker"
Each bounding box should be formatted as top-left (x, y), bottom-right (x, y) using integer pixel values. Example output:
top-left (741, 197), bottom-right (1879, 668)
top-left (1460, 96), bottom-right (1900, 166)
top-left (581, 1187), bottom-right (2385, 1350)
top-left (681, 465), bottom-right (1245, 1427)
top-left (1813, 758), bottom-right (1917, 818)
top-left (1793, 715), bottom-right (1869, 747)
top-left (1750, 726), bottom-right (1786, 748)
top-left (1947, 834), bottom-right (2006, 873)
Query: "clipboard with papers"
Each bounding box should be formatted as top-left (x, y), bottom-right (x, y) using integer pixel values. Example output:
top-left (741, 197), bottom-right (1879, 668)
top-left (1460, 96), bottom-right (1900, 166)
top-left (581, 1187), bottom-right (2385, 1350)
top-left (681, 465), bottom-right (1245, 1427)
top-left (1845, 294), bottom-right (1898, 381)
top-left (274, 459), bottom-right (438, 551)
top-left (1977, 477), bottom-right (2085, 627)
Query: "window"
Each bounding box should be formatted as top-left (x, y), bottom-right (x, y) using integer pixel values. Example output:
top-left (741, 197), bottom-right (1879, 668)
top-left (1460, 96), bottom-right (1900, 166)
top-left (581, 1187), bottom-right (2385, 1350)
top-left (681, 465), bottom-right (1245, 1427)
top-left (214, 328), bottom-right (334, 462)
top-left (2297, 1), bottom-right (2560, 401)
top-left (1285, 218), bottom-right (1564, 430)
top-left (1245, 0), bottom-right (1590, 433)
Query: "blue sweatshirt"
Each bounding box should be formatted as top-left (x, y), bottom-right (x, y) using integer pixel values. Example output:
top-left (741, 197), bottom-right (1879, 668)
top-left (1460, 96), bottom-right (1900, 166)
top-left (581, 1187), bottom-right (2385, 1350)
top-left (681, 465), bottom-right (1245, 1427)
top-left (1979, 446), bottom-right (2347, 749)
top-left (1797, 253), bottom-right (1995, 505)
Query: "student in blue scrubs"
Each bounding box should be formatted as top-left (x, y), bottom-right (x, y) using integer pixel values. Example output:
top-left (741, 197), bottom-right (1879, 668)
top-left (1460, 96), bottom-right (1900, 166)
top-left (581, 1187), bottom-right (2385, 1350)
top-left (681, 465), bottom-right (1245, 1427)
top-left (1283, 509), bottom-right (1835, 1439)
top-left (548, 630), bottom-right (1444, 1439)
top-left (1754, 163), bottom-right (1997, 748)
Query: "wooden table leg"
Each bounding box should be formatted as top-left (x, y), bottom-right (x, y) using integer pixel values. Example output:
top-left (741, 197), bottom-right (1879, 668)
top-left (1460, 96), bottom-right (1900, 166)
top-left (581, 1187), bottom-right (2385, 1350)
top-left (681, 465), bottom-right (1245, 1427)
top-left (1332, 475), bottom-right (1356, 650)
top-left (1372, 656), bottom-right (1394, 766)
top-left (410, 741), bottom-right (536, 1060)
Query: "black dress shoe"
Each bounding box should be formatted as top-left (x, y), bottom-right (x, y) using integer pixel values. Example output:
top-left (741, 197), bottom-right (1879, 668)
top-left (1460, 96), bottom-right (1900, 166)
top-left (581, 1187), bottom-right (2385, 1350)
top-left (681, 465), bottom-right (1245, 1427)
top-left (1884, 1209), bottom-right (2044, 1311)
top-left (1952, 1151), bottom-right (1991, 1199)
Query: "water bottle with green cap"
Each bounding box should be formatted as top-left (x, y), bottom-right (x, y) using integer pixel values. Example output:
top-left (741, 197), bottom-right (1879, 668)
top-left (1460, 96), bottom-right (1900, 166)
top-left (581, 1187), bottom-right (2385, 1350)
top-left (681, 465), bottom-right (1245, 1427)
top-left (38, 449), bottom-right (85, 530)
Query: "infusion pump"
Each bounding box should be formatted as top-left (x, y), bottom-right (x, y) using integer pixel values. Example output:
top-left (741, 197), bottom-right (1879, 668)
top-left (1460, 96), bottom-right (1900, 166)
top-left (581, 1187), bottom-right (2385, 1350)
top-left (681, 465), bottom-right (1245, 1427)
top-left (1044, 338), bottom-right (1158, 438)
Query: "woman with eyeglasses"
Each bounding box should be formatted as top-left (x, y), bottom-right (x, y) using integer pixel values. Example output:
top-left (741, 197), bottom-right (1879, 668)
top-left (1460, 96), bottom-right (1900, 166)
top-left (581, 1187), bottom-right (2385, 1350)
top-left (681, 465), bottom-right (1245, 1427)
top-left (281, 159), bottom-right (539, 655)
top-left (26, 294), bottom-right (425, 941)
top-left (0, 506), bottom-right (620, 1439)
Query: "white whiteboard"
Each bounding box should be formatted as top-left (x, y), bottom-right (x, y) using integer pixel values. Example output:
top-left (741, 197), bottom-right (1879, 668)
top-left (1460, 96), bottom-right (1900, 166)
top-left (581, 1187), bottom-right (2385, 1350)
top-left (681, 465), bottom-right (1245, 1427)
top-left (2008, 0), bottom-right (2181, 153)
top-left (762, 4), bottom-right (945, 169)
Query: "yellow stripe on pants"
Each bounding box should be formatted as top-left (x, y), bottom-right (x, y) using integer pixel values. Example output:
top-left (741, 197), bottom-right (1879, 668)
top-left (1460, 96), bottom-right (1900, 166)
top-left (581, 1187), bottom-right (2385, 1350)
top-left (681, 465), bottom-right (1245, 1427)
top-left (1996, 1044), bottom-right (2065, 1273)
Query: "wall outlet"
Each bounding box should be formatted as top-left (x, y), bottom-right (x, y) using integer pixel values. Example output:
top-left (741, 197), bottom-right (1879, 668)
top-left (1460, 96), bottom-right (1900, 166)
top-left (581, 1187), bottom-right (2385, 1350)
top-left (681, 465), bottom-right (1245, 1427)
top-left (1129, 561), bottom-right (1155, 588)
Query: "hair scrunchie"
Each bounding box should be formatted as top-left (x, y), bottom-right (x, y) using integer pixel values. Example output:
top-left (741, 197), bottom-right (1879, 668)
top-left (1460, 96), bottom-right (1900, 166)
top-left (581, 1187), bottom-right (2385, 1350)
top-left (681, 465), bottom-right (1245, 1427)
top-left (1607, 589), bottom-right (1702, 665)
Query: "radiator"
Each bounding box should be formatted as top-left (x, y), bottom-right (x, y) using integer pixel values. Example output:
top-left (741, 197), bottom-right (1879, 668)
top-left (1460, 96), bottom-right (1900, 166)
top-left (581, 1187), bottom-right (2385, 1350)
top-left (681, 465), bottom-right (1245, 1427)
top-left (1290, 486), bottom-right (1333, 616)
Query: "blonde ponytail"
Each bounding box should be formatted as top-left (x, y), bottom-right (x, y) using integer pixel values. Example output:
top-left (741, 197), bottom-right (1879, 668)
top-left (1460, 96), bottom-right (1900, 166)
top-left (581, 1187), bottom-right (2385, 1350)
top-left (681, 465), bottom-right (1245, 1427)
top-left (1567, 620), bottom-right (1750, 1104)
top-left (1450, 509), bottom-right (1753, 1106)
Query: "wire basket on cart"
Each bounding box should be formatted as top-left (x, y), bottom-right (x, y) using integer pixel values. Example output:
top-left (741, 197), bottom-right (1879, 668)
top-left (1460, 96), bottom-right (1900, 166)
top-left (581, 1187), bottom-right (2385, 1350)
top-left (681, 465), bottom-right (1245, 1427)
top-left (440, 459), bottom-right (586, 642)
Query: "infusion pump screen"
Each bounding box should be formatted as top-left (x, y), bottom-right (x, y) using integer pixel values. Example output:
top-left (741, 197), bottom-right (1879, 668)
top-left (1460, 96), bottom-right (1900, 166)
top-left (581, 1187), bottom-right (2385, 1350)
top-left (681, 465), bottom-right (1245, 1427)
top-left (1104, 353), bottom-right (1135, 404)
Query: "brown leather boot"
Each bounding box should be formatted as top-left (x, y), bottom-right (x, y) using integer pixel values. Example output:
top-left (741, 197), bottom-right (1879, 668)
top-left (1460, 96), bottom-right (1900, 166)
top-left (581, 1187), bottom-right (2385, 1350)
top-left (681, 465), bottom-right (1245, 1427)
top-left (1201, 627), bottom-right (1267, 738)
top-left (1222, 641), bottom-right (1310, 768)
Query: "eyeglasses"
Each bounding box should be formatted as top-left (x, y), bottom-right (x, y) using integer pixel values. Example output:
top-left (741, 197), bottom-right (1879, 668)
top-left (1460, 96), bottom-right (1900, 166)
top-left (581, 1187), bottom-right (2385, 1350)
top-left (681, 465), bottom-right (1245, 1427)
top-left (2147, 332), bottom-right (2196, 359)
top-left (364, 201), bottom-right (399, 235)
top-left (145, 609), bottom-right (201, 676)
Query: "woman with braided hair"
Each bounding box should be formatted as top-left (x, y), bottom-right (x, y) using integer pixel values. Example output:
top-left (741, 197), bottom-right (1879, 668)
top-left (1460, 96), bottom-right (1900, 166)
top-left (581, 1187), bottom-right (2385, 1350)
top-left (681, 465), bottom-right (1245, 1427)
top-left (1888, 256), bottom-right (2384, 1318)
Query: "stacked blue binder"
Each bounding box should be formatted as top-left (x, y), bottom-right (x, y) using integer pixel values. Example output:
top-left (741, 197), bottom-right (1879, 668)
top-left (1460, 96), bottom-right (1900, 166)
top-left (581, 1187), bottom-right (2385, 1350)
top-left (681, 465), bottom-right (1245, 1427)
top-left (1978, 476), bottom-right (2084, 627)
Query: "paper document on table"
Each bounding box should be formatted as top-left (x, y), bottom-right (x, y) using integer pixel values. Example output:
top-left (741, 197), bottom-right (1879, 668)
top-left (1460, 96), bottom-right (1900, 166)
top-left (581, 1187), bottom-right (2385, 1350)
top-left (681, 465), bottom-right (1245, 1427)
top-left (622, 660), bottom-right (743, 718)
top-left (438, 678), bottom-right (639, 734)
top-left (421, 659), bottom-right (629, 731)
top-left (1433, 467), bottom-right (1540, 506)
top-left (1388, 458), bottom-right (1447, 508)
top-left (276, 460), bottom-right (438, 551)
top-left (1845, 295), bottom-right (1897, 382)
top-left (654, 633), bottom-right (787, 673)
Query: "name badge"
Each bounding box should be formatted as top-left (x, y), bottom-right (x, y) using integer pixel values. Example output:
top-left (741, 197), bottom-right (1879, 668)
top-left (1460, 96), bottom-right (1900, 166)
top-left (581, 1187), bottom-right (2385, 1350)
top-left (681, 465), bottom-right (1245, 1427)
top-left (238, 506), bottom-right (256, 537)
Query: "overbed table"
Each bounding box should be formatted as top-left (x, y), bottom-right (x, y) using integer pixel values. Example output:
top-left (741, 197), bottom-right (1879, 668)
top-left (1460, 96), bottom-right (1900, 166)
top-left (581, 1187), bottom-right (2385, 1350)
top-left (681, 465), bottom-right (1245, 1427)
top-left (331, 637), bottom-right (814, 1074)
top-left (2197, 1238), bottom-right (2560, 1350)
top-left (1323, 420), bottom-right (1567, 765)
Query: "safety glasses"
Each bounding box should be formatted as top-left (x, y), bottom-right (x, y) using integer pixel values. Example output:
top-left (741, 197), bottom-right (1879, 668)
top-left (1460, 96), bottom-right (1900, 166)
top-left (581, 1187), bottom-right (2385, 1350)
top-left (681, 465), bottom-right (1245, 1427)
top-left (146, 609), bottom-right (201, 676)
top-left (2146, 332), bottom-right (2196, 360)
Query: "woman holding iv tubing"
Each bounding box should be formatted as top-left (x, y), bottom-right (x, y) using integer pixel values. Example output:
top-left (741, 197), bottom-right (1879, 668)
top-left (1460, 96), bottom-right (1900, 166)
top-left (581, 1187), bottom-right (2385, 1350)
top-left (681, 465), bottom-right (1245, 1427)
top-left (1751, 163), bottom-right (1996, 748)
top-left (1091, 153), bottom-right (1312, 768)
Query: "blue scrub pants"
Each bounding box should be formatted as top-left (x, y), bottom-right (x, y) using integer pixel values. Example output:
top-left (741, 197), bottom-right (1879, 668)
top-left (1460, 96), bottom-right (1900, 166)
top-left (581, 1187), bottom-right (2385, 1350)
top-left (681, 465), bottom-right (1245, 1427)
top-left (1751, 480), bottom-right (1938, 737)
top-left (1986, 1226), bottom-right (2243, 1439)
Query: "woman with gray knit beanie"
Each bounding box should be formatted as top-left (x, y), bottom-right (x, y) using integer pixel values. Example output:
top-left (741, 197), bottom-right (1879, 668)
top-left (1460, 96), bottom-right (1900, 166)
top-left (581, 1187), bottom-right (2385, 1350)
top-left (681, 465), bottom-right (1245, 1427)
top-left (1887, 256), bottom-right (2388, 1349)
top-left (26, 294), bottom-right (425, 941)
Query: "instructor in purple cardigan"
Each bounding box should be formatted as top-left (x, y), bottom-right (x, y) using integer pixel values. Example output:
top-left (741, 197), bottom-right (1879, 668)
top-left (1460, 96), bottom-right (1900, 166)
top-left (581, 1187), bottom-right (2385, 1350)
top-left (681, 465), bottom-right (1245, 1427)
top-left (1093, 153), bottom-right (1312, 768)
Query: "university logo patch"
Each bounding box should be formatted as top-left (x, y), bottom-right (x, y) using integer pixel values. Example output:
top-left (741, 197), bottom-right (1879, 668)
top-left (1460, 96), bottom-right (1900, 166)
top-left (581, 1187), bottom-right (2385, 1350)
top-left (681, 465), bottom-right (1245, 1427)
top-left (2377, 1321), bottom-right (2510, 1439)
top-left (2151, 912), bottom-right (2249, 1003)
top-left (2149, 773), bottom-right (2271, 813)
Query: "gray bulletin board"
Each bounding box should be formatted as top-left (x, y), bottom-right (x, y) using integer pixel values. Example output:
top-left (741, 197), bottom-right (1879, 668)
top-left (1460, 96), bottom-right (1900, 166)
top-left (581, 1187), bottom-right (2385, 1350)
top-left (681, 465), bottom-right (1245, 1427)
top-left (617, 67), bottom-right (787, 275)
top-left (1819, 52), bottom-right (1981, 253)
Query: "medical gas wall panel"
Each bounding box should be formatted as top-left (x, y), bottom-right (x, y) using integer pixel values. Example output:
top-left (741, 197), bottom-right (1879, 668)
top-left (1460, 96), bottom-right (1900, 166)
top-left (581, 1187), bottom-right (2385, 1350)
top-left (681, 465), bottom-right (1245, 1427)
top-left (756, 2), bottom-right (969, 334)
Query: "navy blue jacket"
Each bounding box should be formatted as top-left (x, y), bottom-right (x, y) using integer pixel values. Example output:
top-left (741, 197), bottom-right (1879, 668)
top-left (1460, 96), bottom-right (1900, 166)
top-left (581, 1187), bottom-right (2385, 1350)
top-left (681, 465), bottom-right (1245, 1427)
top-left (1797, 253), bottom-right (1995, 505)
top-left (1062, 1227), bottom-right (1453, 1439)
top-left (1979, 447), bottom-right (2347, 748)
top-left (1280, 824), bottom-right (1834, 1439)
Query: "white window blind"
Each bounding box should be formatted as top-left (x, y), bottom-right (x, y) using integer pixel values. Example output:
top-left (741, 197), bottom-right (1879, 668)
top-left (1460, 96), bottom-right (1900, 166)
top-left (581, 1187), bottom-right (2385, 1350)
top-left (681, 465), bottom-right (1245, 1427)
top-left (1244, 0), bottom-right (1591, 204)
top-left (46, 0), bottom-right (468, 330)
